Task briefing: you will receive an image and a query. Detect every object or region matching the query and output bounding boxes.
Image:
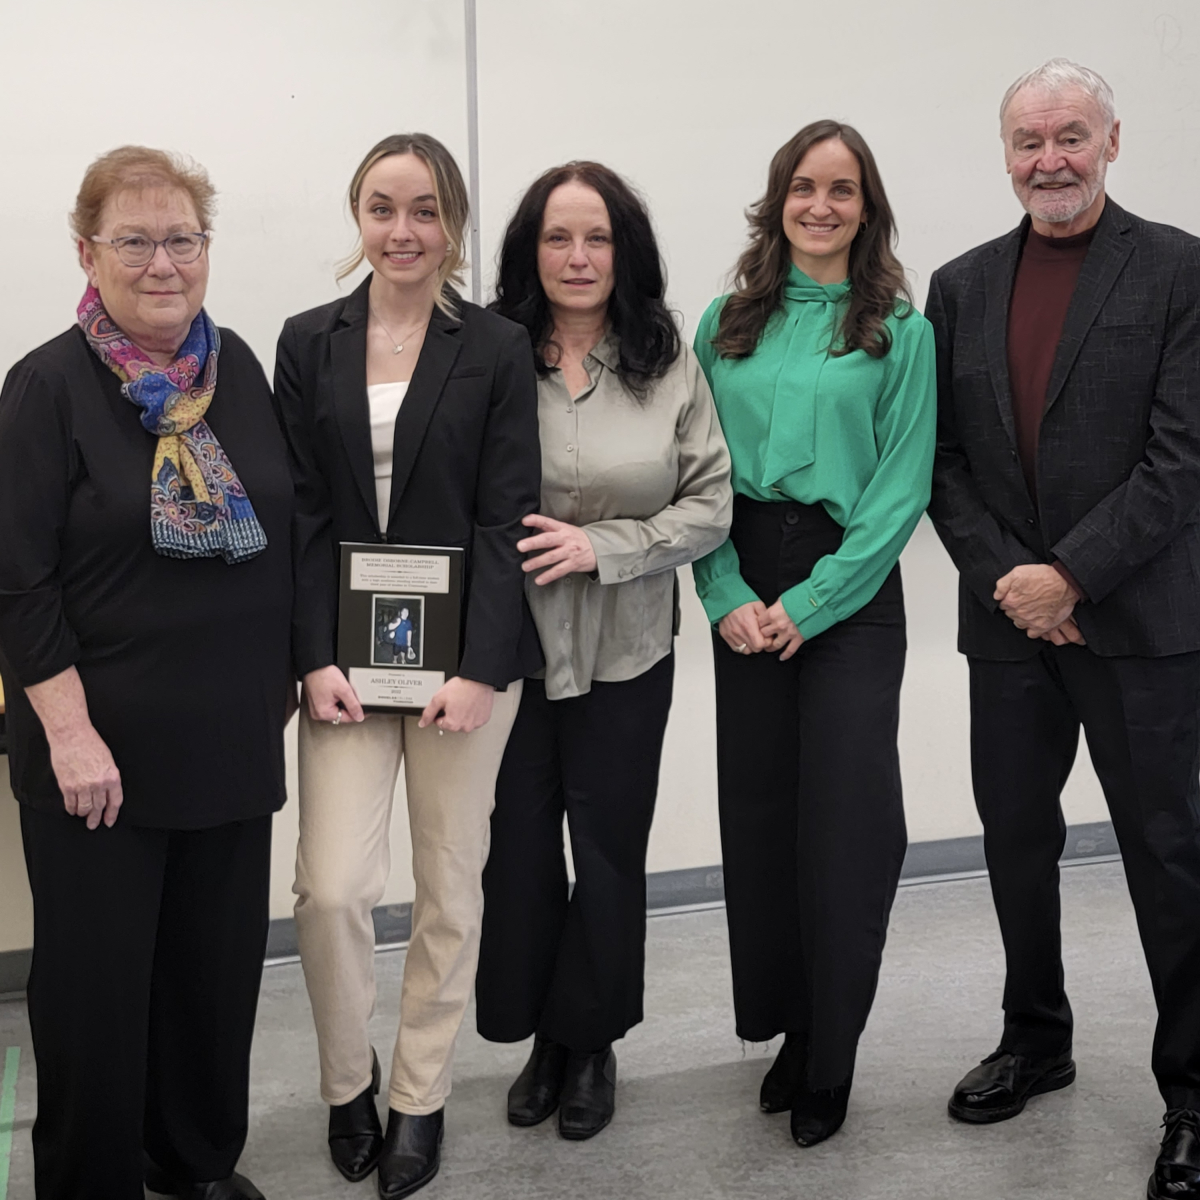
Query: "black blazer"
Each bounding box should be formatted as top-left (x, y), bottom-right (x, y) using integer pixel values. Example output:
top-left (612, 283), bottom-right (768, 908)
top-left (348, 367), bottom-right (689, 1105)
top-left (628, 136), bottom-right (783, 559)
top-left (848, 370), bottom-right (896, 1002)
top-left (926, 198), bottom-right (1200, 660)
top-left (274, 277), bottom-right (543, 688)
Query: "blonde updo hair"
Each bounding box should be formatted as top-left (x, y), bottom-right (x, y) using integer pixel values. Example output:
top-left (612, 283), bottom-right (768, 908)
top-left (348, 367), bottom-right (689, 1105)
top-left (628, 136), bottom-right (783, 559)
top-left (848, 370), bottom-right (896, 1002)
top-left (70, 145), bottom-right (216, 241)
top-left (337, 133), bottom-right (469, 316)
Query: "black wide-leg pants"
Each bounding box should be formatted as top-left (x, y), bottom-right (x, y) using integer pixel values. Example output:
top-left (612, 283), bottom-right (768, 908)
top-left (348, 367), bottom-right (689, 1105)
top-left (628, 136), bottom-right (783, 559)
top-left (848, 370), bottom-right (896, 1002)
top-left (714, 497), bottom-right (907, 1089)
top-left (19, 805), bottom-right (272, 1200)
top-left (969, 645), bottom-right (1200, 1108)
top-left (476, 653), bottom-right (674, 1053)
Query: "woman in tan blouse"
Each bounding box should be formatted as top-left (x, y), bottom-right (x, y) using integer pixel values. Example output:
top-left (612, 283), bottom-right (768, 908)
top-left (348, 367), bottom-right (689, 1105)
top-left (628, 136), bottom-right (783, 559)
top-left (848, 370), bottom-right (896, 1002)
top-left (475, 161), bottom-right (732, 1139)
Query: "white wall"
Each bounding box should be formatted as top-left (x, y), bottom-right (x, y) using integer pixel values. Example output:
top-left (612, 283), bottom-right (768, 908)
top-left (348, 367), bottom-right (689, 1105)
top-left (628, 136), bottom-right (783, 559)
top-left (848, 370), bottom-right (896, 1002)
top-left (4, 0), bottom-right (1193, 947)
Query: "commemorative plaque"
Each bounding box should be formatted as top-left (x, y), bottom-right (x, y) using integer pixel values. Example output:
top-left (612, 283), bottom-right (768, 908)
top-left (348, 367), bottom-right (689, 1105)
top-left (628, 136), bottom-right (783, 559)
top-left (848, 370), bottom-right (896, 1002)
top-left (336, 542), bottom-right (464, 714)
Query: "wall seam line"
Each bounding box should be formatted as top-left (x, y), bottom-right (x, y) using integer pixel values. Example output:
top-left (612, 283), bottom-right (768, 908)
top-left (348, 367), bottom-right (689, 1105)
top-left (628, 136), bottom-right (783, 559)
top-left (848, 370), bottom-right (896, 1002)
top-left (464, 0), bottom-right (482, 305)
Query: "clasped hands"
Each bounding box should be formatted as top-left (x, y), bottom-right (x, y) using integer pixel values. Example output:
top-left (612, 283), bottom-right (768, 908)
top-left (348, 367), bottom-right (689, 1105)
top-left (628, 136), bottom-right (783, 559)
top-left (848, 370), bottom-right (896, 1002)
top-left (718, 599), bottom-right (804, 661)
top-left (994, 564), bottom-right (1085, 646)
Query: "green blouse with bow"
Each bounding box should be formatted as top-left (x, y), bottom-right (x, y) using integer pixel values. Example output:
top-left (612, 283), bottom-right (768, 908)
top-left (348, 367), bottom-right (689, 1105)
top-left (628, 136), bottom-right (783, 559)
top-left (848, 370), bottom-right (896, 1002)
top-left (691, 264), bottom-right (936, 640)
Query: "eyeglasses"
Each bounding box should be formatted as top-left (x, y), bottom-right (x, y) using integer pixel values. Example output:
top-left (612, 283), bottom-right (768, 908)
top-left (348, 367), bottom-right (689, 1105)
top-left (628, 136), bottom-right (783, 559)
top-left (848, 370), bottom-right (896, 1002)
top-left (89, 231), bottom-right (211, 267)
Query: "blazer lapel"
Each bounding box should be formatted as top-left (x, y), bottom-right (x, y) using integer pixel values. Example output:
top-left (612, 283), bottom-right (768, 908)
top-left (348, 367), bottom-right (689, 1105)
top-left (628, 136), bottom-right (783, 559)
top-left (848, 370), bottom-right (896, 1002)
top-left (386, 305), bottom-right (463, 532)
top-left (1042, 199), bottom-right (1135, 415)
top-left (982, 224), bottom-right (1024, 448)
top-left (330, 279), bottom-right (380, 530)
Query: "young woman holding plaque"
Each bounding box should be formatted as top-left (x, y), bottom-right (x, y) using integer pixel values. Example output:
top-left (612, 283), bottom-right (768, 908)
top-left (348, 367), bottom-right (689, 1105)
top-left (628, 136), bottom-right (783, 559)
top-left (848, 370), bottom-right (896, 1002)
top-left (273, 133), bottom-right (541, 1198)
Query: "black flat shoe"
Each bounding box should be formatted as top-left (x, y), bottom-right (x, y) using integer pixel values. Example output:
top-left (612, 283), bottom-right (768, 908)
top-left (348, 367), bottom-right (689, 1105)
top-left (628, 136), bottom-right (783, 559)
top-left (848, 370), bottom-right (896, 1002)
top-left (1149, 1109), bottom-right (1200, 1199)
top-left (508, 1034), bottom-right (570, 1127)
top-left (760, 1033), bottom-right (807, 1114)
top-left (790, 1079), bottom-right (851, 1147)
top-left (144, 1161), bottom-right (265, 1200)
top-left (329, 1047), bottom-right (384, 1182)
top-left (376, 1108), bottom-right (443, 1200)
top-left (948, 1047), bottom-right (1075, 1124)
top-left (558, 1046), bottom-right (616, 1141)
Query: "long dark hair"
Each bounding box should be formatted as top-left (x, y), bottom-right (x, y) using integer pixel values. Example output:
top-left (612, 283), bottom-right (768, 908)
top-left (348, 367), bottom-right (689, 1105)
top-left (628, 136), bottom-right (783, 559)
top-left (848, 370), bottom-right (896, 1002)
top-left (491, 161), bottom-right (680, 398)
top-left (715, 121), bottom-right (911, 360)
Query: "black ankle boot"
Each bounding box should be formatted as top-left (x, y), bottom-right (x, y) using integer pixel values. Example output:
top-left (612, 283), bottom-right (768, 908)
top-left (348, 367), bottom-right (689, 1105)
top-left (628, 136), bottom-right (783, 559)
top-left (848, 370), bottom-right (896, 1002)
top-left (508, 1035), bottom-right (570, 1127)
top-left (790, 1077), bottom-right (852, 1147)
top-left (144, 1160), bottom-right (265, 1200)
top-left (376, 1108), bottom-right (444, 1199)
top-left (760, 1033), bottom-right (807, 1114)
top-left (329, 1048), bottom-right (383, 1182)
top-left (558, 1046), bottom-right (616, 1141)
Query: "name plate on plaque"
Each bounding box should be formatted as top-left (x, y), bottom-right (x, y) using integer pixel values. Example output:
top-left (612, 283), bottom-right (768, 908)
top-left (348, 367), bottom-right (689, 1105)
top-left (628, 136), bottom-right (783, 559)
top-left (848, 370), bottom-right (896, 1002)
top-left (337, 543), bottom-right (464, 714)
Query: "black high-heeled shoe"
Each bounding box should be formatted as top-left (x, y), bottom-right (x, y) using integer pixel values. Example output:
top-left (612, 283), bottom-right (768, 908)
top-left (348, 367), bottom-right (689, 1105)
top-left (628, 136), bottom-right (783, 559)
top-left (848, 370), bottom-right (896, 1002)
top-left (760, 1033), bottom-right (807, 1114)
top-left (329, 1048), bottom-right (383, 1182)
top-left (508, 1034), bottom-right (570, 1126)
top-left (790, 1077), bottom-right (852, 1147)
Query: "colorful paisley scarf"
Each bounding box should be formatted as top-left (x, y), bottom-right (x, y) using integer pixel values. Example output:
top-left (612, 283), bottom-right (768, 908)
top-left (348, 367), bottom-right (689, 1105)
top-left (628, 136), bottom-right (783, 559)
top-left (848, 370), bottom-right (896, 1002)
top-left (77, 286), bottom-right (267, 564)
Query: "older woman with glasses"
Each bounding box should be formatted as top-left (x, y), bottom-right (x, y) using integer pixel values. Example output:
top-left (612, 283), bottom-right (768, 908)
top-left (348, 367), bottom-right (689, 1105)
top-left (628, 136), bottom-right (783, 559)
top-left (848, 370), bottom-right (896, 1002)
top-left (0, 146), bottom-right (294, 1200)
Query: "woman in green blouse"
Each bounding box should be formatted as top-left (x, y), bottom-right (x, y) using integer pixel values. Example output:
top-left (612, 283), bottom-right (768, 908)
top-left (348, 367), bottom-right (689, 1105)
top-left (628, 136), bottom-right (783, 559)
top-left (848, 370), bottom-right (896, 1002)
top-left (693, 120), bottom-right (936, 1148)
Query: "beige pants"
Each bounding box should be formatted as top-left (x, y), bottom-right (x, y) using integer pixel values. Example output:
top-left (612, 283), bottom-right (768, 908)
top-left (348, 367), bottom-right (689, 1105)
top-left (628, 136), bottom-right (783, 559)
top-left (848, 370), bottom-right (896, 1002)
top-left (293, 684), bottom-right (521, 1114)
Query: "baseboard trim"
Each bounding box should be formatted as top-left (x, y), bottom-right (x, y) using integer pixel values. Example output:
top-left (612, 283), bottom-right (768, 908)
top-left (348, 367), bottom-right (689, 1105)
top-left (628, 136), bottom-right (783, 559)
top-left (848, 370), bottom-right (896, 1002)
top-left (0, 948), bottom-right (31, 1001)
top-left (0, 820), bottom-right (1122, 994)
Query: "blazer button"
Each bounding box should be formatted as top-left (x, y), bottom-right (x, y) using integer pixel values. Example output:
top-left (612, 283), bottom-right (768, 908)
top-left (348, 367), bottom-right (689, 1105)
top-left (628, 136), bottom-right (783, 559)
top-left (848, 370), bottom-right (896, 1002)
top-left (785, 511), bottom-right (800, 526)
top-left (1026, 517), bottom-right (1036, 528)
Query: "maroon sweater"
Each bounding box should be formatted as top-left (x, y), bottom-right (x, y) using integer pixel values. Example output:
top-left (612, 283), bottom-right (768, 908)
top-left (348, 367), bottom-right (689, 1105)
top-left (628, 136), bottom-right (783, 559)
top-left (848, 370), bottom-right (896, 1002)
top-left (1007, 224), bottom-right (1096, 599)
top-left (1007, 225), bottom-right (1096, 499)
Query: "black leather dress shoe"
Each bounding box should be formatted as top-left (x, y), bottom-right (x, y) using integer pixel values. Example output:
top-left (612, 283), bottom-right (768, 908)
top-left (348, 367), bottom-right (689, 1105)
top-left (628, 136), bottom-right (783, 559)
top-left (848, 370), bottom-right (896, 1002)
top-left (558, 1046), bottom-right (616, 1141)
top-left (948, 1047), bottom-right (1075, 1123)
top-left (144, 1161), bottom-right (265, 1199)
top-left (790, 1079), bottom-right (851, 1147)
top-left (376, 1108), bottom-right (443, 1200)
top-left (761, 1034), bottom-right (807, 1114)
top-left (329, 1047), bottom-right (384, 1182)
top-left (508, 1035), bottom-right (570, 1127)
top-left (1149, 1109), bottom-right (1200, 1199)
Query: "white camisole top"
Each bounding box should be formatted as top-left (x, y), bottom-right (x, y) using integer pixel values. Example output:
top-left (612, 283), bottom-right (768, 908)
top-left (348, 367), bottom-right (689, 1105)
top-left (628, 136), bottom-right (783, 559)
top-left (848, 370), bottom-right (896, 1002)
top-left (367, 381), bottom-right (409, 530)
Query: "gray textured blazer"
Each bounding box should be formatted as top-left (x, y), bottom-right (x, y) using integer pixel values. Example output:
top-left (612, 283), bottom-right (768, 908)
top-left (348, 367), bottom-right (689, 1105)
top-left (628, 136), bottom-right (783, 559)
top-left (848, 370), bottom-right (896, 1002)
top-left (926, 197), bottom-right (1200, 660)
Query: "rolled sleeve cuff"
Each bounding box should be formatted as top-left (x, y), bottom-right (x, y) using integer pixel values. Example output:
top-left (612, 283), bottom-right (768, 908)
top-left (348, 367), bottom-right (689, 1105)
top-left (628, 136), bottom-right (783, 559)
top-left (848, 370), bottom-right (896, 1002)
top-left (0, 597), bottom-right (82, 688)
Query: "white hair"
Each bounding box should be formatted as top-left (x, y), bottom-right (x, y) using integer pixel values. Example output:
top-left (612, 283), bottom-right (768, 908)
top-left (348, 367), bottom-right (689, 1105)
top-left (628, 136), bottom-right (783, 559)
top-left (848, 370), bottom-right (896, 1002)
top-left (1000, 58), bottom-right (1116, 130)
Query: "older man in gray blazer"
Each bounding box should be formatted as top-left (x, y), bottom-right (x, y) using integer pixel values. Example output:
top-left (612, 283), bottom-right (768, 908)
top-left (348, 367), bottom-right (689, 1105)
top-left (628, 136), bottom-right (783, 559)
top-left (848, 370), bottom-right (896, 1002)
top-left (927, 57), bottom-right (1200, 1199)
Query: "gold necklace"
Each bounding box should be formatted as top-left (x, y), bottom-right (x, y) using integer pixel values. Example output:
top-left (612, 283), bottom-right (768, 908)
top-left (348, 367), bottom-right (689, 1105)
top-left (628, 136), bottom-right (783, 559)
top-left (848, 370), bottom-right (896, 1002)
top-left (370, 308), bottom-right (429, 355)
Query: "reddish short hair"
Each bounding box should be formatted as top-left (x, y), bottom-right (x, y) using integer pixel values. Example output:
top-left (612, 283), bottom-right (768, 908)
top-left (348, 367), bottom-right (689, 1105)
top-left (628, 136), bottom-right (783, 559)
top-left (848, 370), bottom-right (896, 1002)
top-left (70, 145), bottom-right (217, 240)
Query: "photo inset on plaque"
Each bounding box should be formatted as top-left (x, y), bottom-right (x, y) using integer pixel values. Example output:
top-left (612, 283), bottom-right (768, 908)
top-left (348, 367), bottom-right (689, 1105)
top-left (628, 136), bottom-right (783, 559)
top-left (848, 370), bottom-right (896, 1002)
top-left (371, 595), bottom-right (424, 668)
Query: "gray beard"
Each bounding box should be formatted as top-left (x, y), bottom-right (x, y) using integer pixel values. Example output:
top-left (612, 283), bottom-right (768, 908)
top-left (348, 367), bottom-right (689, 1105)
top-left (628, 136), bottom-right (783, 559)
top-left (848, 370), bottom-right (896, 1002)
top-left (1024, 160), bottom-right (1108, 224)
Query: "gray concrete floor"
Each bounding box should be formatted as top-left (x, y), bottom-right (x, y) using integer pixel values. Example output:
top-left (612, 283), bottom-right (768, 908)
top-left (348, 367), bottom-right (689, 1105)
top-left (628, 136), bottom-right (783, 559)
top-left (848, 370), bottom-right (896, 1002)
top-left (0, 861), bottom-right (1165, 1199)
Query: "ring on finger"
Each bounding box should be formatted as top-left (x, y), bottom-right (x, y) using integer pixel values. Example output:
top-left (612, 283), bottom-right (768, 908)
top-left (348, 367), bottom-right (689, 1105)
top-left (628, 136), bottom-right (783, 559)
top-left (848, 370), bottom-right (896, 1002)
top-left (735, 642), bottom-right (749, 654)
top-left (333, 710), bottom-right (342, 725)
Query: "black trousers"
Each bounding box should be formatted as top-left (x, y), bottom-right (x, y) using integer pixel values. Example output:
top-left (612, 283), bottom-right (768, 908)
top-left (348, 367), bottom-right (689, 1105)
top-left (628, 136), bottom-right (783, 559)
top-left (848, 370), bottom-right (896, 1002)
top-left (714, 497), bottom-right (907, 1088)
top-left (19, 806), bottom-right (272, 1200)
top-left (969, 646), bottom-right (1200, 1108)
top-left (476, 654), bottom-right (674, 1053)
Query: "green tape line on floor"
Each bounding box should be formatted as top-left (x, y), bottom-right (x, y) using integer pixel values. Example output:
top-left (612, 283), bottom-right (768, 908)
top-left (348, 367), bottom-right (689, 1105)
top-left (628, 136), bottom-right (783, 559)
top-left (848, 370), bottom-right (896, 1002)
top-left (0, 1046), bottom-right (19, 1200)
